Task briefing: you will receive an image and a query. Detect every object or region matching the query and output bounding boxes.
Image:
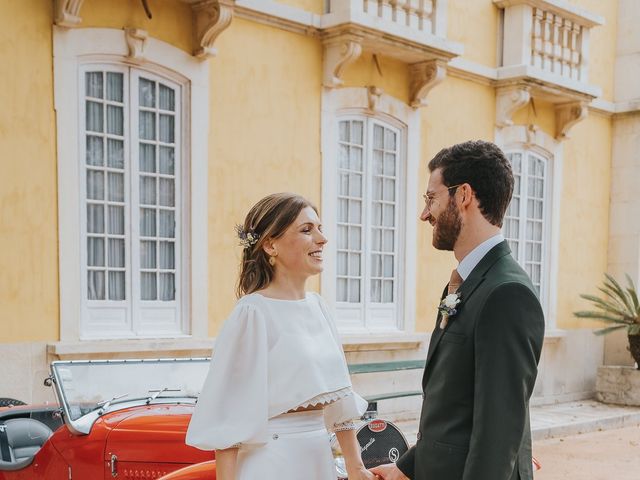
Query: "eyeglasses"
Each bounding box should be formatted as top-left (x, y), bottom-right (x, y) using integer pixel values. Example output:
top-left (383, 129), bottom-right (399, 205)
top-left (422, 184), bottom-right (463, 211)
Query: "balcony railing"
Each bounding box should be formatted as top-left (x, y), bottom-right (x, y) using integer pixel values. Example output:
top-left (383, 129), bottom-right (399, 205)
top-left (359, 0), bottom-right (439, 36)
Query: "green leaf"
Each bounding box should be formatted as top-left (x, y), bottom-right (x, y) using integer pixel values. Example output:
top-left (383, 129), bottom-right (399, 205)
top-left (578, 294), bottom-right (631, 318)
top-left (625, 274), bottom-right (640, 314)
top-left (596, 286), bottom-right (632, 315)
top-left (629, 324), bottom-right (640, 336)
top-left (604, 274), bottom-right (634, 313)
top-left (573, 311), bottom-right (631, 324)
top-left (593, 325), bottom-right (627, 336)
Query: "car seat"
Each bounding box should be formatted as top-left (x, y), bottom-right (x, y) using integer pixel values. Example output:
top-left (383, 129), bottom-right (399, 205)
top-left (0, 418), bottom-right (52, 471)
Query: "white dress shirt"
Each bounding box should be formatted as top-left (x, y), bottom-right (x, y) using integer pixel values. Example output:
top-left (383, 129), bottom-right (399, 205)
top-left (456, 234), bottom-right (505, 281)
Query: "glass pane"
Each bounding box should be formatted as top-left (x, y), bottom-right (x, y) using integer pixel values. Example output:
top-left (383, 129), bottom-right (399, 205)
top-left (337, 252), bottom-right (348, 276)
top-left (508, 198), bottom-right (520, 216)
top-left (87, 270), bottom-right (105, 300)
top-left (371, 254), bottom-right (381, 277)
top-left (535, 179), bottom-right (544, 198)
top-left (339, 121), bottom-right (349, 142)
top-left (384, 129), bottom-right (396, 150)
top-left (85, 72), bottom-right (103, 99)
top-left (139, 78), bottom-right (156, 108)
top-left (352, 121), bottom-right (363, 145)
top-left (159, 241), bottom-right (175, 269)
top-left (348, 200), bottom-right (361, 224)
top-left (383, 255), bottom-right (394, 277)
top-left (159, 85), bottom-right (175, 111)
top-left (373, 125), bottom-right (384, 149)
top-left (384, 153), bottom-right (396, 176)
top-left (86, 170), bottom-right (104, 200)
top-left (140, 176), bottom-right (156, 205)
top-left (370, 279), bottom-right (381, 302)
top-left (350, 147), bottom-right (363, 172)
top-left (339, 144), bottom-right (349, 169)
top-left (338, 199), bottom-right (348, 222)
top-left (140, 240), bottom-right (157, 269)
top-left (139, 111), bottom-right (156, 140)
top-left (159, 114), bottom-right (175, 143)
top-left (86, 101), bottom-right (103, 132)
top-left (383, 178), bottom-right (395, 201)
top-left (383, 229), bottom-right (394, 252)
top-left (108, 271), bottom-right (125, 301)
top-left (349, 226), bottom-right (361, 250)
top-left (337, 225), bottom-right (348, 249)
top-left (108, 205), bottom-right (125, 235)
top-left (339, 172), bottom-right (349, 196)
top-left (107, 139), bottom-right (124, 169)
top-left (383, 204), bottom-right (395, 227)
top-left (86, 136), bottom-right (104, 166)
top-left (108, 238), bottom-right (125, 268)
top-left (87, 237), bottom-right (105, 266)
top-left (372, 203), bottom-right (382, 226)
top-left (348, 253), bottom-right (360, 276)
top-left (383, 280), bottom-right (394, 302)
top-left (373, 150), bottom-right (383, 175)
top-left (371, 228), bottom-right (382, 251)
top-left (372, 177), bottom-right (382, 200)
top-left (141, 272), bottom-right (157, 300)
top-left (509, 153), bottom-right (522, 173)
top-left (348, 279), bottom-right (360, 302)
top-left (106, 72), bottom-right (123, 102)
top-left (87, 204), bottom-right (104, 234)
top-left (159, 146), bottom-right (175, 175)
top-left (337, 278), bottom-right (348, 302)
top-left (159, 273), bottom-right (175, 301)
top-left (349, 173), bottom-right (362, 197)
top-left (108, 172), bottom-right (125, 202)
top-left (514, 175), bottom-right (521, 194)
top-left (107, 105), bottom-right (124, 136)
top-left (159, 210), bottom-right (175, 238)
top-left (159, 178), bottom-right (175, 207)
top-left (139, 144), bottom-right (156, 173)
top-left (140, 208), bottom-right (156, 237)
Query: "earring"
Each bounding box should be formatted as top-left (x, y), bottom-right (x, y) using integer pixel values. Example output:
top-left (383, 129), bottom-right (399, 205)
top-left (269, 256), bottom-right (276, 266)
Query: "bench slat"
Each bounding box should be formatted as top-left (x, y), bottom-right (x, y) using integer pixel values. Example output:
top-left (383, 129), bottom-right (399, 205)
top-left (348, 360), bottom-right (425, 375)
top-left (364, 391), bottom-right (423, 402)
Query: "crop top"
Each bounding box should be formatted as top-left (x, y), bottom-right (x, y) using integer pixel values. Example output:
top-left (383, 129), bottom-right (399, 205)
top-left (185, 292), bottom-right (367, 450)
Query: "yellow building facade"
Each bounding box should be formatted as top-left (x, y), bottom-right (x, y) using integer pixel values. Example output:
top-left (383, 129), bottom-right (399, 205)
top-left (1, 0), bottom-right (638, 409)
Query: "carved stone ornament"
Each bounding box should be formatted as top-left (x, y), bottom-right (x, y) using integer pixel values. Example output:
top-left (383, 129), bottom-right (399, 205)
top-left (367, 86), bottom-right (384, 111)
top-left (192, 0), bottom-right (235, 59)
top-left (409, 60), bottom-right (446, 108)
top-left (322, 37), bottom-right (363, 88)
top-left (555, 101), bottom-right (588, 140)
top-left (496, 86), bottom-right (531, 128)
top-left (125, 28), bottom-right (148, 62)
top-left (54, 0), bottom-right (85, 28)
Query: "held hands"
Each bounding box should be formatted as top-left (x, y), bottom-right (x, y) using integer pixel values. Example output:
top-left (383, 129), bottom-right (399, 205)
top-left (369, 463), bottom-right (409, 480)
top-left (347, 466), bottom-right (377, 480)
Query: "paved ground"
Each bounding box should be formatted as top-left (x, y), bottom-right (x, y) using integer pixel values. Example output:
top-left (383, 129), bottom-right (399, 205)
top-left (533, 425), bottom-right (640, 480)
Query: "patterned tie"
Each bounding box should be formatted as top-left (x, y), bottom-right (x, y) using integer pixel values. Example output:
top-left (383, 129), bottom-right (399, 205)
top-left (448, 268), bottom-right (463, 294)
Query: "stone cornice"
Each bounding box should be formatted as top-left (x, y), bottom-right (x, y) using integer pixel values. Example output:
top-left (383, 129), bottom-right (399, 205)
top-left (53, 0), bottom-right (85, 27)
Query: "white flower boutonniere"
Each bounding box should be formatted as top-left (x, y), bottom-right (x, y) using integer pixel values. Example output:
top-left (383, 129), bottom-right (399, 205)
top-left (438, 293), bottom-right (461, 329)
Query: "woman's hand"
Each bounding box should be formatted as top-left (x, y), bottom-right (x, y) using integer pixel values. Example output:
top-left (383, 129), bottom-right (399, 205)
top-left (370, 463), bottom-right (409, 480)
top-left (346, 466), bottom-right (377, 480)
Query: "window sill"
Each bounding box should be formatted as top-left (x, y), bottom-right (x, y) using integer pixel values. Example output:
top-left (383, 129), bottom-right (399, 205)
top-left (47, 338), bottom-right (214, 360)
top-left (543, 329), bottom-right (567, 345)
top-left (339, 332), bottom-right (428, 352)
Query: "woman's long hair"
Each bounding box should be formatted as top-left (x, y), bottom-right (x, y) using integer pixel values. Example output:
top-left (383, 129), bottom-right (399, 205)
top-left (236, 193), bottom-right (316, 298)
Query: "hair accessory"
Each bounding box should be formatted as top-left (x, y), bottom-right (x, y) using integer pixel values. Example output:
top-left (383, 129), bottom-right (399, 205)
top-left (235, 224), bottom-right (260, 249)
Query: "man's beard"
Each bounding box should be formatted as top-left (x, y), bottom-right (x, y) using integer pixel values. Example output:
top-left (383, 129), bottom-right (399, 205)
top-left (432, 197), bottom-right (461, 251)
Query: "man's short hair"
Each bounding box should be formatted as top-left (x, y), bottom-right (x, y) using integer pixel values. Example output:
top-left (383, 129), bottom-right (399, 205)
top-left (428, 140), bottom-right (514, 227)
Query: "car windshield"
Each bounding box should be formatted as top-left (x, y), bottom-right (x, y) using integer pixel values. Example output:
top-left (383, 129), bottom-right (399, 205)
top-left (51, 358), bottom-right (210, 422)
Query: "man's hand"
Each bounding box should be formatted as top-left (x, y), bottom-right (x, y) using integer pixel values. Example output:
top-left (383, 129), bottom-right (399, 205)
top-left (370, 463), bottom-right (409, 480)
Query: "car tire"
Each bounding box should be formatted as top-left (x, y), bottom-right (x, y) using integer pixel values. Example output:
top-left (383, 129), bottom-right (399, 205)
top-left (0, 398), bottom-right (26, 407)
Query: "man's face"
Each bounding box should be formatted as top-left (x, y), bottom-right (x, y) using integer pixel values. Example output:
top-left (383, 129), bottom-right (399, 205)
top-left (420, 169), bottom-right (462, 251)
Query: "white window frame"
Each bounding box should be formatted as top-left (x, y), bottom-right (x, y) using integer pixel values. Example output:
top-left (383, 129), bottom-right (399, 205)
top-left (496, 125), bottom-right (562, 330)
top-left (321, 88), bottom-right (421, 333)
top-left (54, 27), bottom-right (209, 341)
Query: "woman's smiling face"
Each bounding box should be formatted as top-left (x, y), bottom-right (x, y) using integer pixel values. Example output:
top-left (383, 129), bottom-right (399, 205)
top-left (269, 206), bottom-right (328, 279)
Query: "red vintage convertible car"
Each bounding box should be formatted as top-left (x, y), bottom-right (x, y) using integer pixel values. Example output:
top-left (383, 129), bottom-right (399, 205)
top-left (0, 358), bottom-right (215, 479)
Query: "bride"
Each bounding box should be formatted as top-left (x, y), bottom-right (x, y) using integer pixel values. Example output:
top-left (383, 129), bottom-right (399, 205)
top-left (186, 192), bottom-right (375, 480)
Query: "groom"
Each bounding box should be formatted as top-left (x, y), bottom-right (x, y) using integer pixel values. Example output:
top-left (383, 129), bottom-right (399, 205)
top-left (372, 141), bottom-right (545, 480)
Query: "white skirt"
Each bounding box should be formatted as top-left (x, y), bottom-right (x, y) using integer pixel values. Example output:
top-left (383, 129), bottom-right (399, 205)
top-left (236, 410), bottom-right (336, 480)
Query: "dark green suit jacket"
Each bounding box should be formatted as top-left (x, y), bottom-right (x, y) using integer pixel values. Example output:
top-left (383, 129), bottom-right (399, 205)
top-left (396, 241), bottom-right (545, 480)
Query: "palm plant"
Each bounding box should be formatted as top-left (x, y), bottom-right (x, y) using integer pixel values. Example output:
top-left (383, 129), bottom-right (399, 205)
top-left (574, 274), bottom-right (640, 369)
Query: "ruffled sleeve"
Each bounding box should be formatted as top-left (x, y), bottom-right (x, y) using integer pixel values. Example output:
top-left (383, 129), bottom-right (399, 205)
top-left (186, 302), bottom-right (269, 450)
top-left (310, 293), bottom-right (368, 430)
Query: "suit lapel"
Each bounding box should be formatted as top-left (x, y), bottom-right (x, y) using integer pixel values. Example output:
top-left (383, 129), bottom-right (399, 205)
top-left (423, 241), bottom-right (513, 385)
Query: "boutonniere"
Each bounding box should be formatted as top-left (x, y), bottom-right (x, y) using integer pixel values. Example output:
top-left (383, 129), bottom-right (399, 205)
top-left (438, 293), bottom-right (461, 329)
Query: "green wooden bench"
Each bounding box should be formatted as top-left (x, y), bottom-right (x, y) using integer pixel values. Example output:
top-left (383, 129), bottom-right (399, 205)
top-left (348, 360), bottom-right (426, 412)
